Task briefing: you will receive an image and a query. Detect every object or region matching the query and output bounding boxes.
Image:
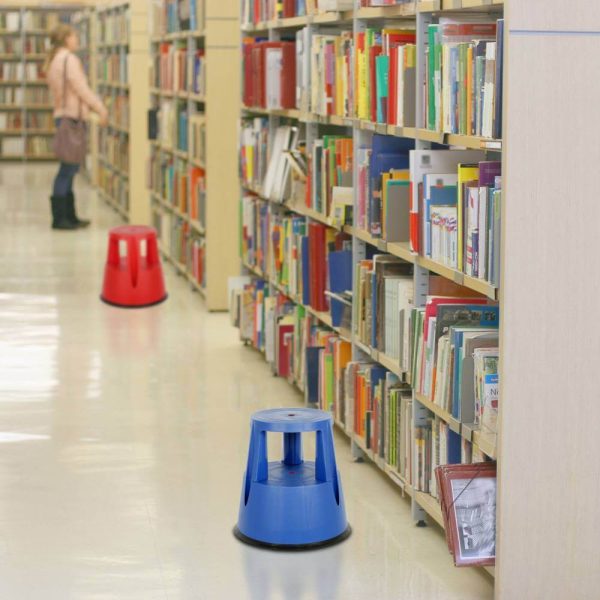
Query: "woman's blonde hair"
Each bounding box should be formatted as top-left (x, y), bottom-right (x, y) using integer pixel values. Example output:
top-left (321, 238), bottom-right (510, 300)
top-left (44, 23), bottom-right (75, 73)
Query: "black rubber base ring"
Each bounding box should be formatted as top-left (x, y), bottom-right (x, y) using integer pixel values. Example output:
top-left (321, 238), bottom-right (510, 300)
top-left (233, 525), bottom-right (351, 551)
top-left (100, 294), bottom-right (168, 309)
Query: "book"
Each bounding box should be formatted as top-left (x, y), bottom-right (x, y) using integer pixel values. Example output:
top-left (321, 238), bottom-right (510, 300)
top-left (424, 19), bottom-right (502, 138)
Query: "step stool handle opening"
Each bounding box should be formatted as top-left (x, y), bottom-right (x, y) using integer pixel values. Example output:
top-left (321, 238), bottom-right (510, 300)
top-left (244, 425), bottom-right (268, 505)
top-left (315, 426), bottom-right (340, 505)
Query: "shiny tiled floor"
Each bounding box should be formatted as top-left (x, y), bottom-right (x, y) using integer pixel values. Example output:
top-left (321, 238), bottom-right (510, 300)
top-left (0, 164), bottom-right (494, 599)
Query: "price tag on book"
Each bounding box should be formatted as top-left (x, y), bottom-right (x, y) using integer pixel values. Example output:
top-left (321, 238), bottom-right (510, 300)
top-left (481, 140), bottom-right (502, 151)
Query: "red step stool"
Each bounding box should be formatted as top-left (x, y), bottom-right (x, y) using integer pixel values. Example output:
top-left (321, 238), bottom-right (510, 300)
top-left (101, 225), bottom-right (167, 308)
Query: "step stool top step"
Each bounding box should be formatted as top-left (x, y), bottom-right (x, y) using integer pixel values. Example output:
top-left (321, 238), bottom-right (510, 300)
top-left (252, 408), bottom-right (332, 432)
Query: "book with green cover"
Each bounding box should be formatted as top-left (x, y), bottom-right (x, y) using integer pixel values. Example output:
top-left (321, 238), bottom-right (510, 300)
top-left (428, 24), bottom-right (441, 131)
top-left (375, 54), bottom-right (389, 123)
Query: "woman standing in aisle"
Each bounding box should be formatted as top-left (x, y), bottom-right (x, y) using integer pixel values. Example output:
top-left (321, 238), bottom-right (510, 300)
top-left (45, 24), bottom-right (108, 230)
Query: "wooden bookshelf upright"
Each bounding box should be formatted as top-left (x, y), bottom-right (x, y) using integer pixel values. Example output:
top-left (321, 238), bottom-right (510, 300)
top-left (235, 0), bottom-right (504, 586)
top-left (148, 0), bottom-right (240, 310)
top-left (0, 5), bottom-right (79, 161)
top-left (71, 7), bottom-right (95, 181)
top-left (94, 0), bottom-right (150, 223)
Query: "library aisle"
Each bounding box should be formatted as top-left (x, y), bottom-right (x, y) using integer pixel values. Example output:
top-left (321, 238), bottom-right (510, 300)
top-left (0, 164), bottom-right (492, 599)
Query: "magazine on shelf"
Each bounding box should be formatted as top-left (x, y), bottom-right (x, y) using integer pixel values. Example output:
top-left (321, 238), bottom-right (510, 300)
top-left (436, 461), bottom-right (497, 567)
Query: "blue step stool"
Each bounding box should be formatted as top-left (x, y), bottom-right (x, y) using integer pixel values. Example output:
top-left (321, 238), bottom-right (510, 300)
top-left (234, 408), bottom-right (351, 549)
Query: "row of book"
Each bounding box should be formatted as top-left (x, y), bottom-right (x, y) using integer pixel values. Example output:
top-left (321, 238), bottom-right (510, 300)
top-left (309, 134), bottom-right (352, 219)
top-left (189, 114), bottom-right (205, 164)
top-left (231, 277), bottom-right (494, 492)
top-left (240, 123), bottom-right (502, 287)
top-left (409, 150), bottom-right (502, 286)
top-left (27, 136), bottom-right (52, 155)
top-left (149, 150), bottom-right (206, 226)
top-left (412, 296), bottom-right (499, 431)
top-left (102, 93), bottom-right (129, 130)
top-left (99, 129), bottom-right (129, 172)
top-left (97, 50), bottom-right (128, 85)
top-left (241, 0), bottom-right (356, 27)
top-left (240, 183), bottom-right (500, 437)
top-left (0, 62), bottom-right (43, 82)
top-left (0, 87), bottom-right (49, 104)
top-left (0, 10), bottom-right (63, 31)
top-left (425, 20), bottom-right (503, 139)
top-left (157, 100), bottom-right (178, 150)
top-left (97, 9), bottom-right (129, 45)
top-left (154, 43), bottom-right (205, 95)
top-left (354, 254), bottom-right (413, 366)
top-left (244, 19), bottom-right (503, 139)
top-left (0, 111), bottom-right (54, 130)
top-left (313, 135), bottom-right (502, 287)
top-left (241, 194), bottom-right (351, 314)
top-left (153, 210), bottom-right (206, 286)
top-left (151, 0), bottom-right (204, 36)
top-left (240, 117), bottom-right (269, 191)
top-left (242, 40), bottom-right (296, 110)
top-left (98, 165), bottom-right (129, 211)
top-left (1, 136), bottom-right (52, 155)
top-left (0, 37), bottom-right (49, 54)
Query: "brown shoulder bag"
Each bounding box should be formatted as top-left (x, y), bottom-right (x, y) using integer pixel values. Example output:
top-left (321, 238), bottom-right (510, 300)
top-left (52, 53), bottom-right (87, 164)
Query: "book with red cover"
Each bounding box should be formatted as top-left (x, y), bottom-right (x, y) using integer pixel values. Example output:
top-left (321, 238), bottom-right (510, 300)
top-left (283, 0), bottom-right (295, 18)
top-left (387, 45), bottom-right (398, 125)
top-left (440, 22), bottom-right (497, 39)
top-left (250, 44), bottom-right (265, 107)
top-left (308, 222), bottom-right (328, 312)
top-left (242, 41), bottom-right (254, 107)
top-left (436, 462), bottom-right (497, 567)
top-left (369, 45), bottom-right (382, 123)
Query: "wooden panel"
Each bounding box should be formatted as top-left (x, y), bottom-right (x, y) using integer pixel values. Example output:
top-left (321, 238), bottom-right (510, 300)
top-left (205, 0), bottom-right (238, 20)
top-left (206, 18), bottom-right (239, 45)
top-left (497, 31), bottom-right (600, 599)
top-left (510, 0), bottom-right (600, 30)
top-left (205, 46), bottom-right (240, 310)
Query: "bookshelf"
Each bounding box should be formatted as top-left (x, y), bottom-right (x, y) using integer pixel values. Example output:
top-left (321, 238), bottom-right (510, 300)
top-left (71, 7), bottom-right (95, 181)
top-left (94, 0), bottom-right (150, 223)
top-left (0, 5), bottom-right (78, 161)
top-left (148, 0), bottom-right (240, 310)
top-left (235, 0), bottom-right (503, 582)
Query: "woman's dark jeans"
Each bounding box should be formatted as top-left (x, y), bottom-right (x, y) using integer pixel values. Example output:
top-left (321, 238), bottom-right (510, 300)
top-left (52, 118), bottom-right (80, 197)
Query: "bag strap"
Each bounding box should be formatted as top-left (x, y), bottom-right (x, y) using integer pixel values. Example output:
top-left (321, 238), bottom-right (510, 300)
top-left (62, 52), bottom-right (82, 121)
